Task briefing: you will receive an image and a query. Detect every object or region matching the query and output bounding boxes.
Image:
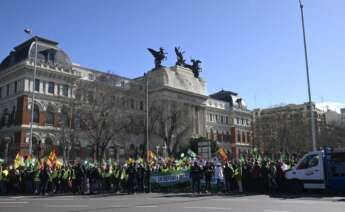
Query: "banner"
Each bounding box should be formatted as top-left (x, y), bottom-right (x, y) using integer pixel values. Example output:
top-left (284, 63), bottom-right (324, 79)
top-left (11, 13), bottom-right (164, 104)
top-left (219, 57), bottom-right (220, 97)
top-left (150, 170), bottom-right (223, 186)
top-left (151, 170), bottom-right (190, 186)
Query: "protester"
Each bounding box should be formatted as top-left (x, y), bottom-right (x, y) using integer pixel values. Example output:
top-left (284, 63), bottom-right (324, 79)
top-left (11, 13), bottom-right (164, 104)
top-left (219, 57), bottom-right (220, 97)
top-left (0, 149), bottom-right (298, 196)
top-left (190, 161), bottom-right (201, 193)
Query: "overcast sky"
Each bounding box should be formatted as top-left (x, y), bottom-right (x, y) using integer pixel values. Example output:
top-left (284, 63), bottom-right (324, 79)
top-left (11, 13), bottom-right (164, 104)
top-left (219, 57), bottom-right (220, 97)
top-left (1, 0), bottom-right (344, 109)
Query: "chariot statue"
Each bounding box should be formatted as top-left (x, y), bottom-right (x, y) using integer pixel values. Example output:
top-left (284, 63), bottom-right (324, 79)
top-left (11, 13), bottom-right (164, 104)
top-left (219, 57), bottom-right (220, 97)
top-left (147, 47), bottom-right (167, 69)
top-left (186, 59), bottom-right (202, 78)
top-left (174, 47), bottom-right (186, 66)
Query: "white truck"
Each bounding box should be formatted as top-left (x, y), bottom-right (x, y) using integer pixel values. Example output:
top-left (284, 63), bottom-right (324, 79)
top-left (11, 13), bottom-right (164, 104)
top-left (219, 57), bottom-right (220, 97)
top-left (285, 147), bottom-right (345, 192)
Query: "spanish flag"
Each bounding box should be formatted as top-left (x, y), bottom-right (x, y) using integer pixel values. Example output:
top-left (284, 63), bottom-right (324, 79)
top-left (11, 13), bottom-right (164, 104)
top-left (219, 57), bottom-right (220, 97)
top-left (147, 150), bottom-right (156, 162)
top-left (217, 148), bottom-right (228, 161)
top-left (46, 149), bottom-right (57, 168)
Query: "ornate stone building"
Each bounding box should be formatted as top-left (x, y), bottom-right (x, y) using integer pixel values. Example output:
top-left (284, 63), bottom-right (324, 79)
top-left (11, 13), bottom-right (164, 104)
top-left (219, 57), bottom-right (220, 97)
top-left (0, 36), bottom-right (251, 161)
top-left (205, 90), bottom-right (252, 158)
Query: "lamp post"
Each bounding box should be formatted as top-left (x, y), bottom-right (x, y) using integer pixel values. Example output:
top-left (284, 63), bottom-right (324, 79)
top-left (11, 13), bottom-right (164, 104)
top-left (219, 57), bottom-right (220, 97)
top-left (24, 28), bottom-right (38, 156)
top-left (298, 0), bottom-right (317, 151)
top-left (145, 73), bottom-right (150, 163)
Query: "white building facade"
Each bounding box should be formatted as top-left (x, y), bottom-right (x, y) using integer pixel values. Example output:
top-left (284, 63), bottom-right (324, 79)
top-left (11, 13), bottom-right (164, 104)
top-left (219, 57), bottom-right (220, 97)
top-left (0, 37), bottom-right (251, 160)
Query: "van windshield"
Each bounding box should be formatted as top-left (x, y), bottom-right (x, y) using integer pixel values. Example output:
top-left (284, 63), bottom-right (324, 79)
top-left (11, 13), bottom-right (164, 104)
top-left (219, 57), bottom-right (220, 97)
top-left (297, 154), bottom-right (319, 170)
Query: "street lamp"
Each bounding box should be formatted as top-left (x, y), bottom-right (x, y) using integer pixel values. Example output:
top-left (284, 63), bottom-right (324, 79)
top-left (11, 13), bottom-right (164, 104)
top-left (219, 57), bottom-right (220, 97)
top-left (24, 28), bottom-right (38, 156)
top-left (145, 73), bottom-right (150, 163)
top-left (298, 1), bottom-right (317, 151)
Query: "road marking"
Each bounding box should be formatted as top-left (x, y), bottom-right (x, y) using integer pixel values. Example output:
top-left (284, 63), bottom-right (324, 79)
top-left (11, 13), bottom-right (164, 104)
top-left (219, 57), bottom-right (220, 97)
top-left (91, 197), bottom-right (134, 201)
top-left (184, 206), bottom-right (232, 210)
top-left (136, 205), bottom-right (158, 208)
top-left (0, 205), bottom-right (25, 208)
top-left (9, 196), bottom-right (25, 199)
top-left (0, 202), bottom-right (28, 204)
top-left (29, 198), bottom-right (74, 201)
top-left (111, 205), bottom-right (128, 207)
top-left (212, 198), bottom-right (250, 201)
top-left (264, 210), bottom-right (294, 212)
top-left (45, 205), bottom-right (88, 208)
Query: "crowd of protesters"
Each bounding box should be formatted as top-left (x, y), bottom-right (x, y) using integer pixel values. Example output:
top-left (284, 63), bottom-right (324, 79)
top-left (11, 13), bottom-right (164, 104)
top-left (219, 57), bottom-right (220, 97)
top-left (0, 152), bottom-right (297, 195)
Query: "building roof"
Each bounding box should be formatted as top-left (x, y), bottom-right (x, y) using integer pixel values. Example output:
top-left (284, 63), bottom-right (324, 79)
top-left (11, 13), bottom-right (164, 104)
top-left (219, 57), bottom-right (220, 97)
top-left (210, 90), bottom-right (239, 107)
top-left (210, 89), bottom-right (246, 107)
top-left (0, 36), bottom-right (72, 72)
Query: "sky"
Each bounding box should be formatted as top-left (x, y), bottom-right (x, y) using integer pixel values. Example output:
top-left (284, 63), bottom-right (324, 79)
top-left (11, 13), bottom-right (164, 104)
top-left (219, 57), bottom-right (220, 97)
top-left (0, 0), bottom-right (344, 109)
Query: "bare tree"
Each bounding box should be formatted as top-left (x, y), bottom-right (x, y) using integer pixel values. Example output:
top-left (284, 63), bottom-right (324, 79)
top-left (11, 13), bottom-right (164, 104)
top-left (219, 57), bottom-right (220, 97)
top-left (76, 80), bottom-right (128, 163)
top-left (57, 99), bottom-right (79, 164)
top-left (318, 121), bottom-right (345, 150)
top-left (152, 100), bottom-right (193, 155)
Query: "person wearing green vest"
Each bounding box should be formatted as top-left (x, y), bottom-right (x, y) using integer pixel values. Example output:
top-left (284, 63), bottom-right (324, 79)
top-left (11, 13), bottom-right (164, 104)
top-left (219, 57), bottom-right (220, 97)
top-left (112, 166), bottom-right (119, 193)
top-left (50, 167), bottom-right (59, 193)
top-left (233, 161), bottom-right (243, 193)
top-left (60, 166), bottom-right (71, 193)
top-left (33, 168), bottom-right (40, 194)
top-left (0, 165), bottom-right (8, 194)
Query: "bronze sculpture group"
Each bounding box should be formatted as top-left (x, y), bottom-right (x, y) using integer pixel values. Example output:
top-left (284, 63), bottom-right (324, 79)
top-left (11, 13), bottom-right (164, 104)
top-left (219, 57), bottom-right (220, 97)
top-left (147, 47), bottom-right (202, 78)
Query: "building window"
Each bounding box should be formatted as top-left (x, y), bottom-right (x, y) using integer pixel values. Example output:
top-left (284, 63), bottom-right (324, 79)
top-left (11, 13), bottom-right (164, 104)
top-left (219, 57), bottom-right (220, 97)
top-left (88, 73), bottom-right (94, 80)
top-left (215, 115), bottom-right (218, 122)
top-left (75, 112), bottom-right (81, 129)
top-left (237, 133), bottom-right (241, 143)
top-left (236, 117), bottom-right (239, 124)
top-left (2, 108), bottom-right (9, 126)
top-left (221, 116), bottom-right (224, 124)
top-left (14, 81), bottom-right (18, 93)
top-left (61, 108), bottom-right (69, 127)
top-left (35, 79), bottom-right (40, 92)
top-left (130, 99), bottom-right (134, 109)
top-left (226, 116), bottom-right (229, 124)
top-left (6, 84), bottom-right (10, 96)
top-left (48, 82), bottom-right (55, 94)
top-left (209, 113), bottom-right (212, 122)
top-left (0, 87), bottom-right (2, 98)
top-left (46, 110), bottom-right (54, 126)
top-left (62, 85), bottom-right (69, 97)
top-left (139, 101), bottom-right (144, 111)
top-left (33, 104), bottom-right (40, 123)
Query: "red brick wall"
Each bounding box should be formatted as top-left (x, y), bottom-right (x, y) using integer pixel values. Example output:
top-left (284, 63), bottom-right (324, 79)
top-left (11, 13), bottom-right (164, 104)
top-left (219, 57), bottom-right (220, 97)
top-left (39, 112), bottom-right (45, 126)
top-left (231, 127), bottom-right (237, 159)
top-left (16, 130), bottom-right (28, 156)
top-left (16, 95), bottom-right (29, 125)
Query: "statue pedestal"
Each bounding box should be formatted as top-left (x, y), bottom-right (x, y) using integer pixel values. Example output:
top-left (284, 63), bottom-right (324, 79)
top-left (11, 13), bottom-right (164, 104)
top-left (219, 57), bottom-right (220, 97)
top-left (147, 65), bottom-right (207, 97)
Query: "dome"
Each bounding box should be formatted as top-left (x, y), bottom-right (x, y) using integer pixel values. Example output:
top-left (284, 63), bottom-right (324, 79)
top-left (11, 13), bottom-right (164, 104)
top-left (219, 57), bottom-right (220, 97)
top-left (0, 36), bottom-right (72, 71)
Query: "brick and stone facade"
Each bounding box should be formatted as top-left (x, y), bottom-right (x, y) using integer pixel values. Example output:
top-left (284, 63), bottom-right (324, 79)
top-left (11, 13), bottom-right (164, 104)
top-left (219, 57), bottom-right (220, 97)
top-left (0, 36), bottom-right (252, 161)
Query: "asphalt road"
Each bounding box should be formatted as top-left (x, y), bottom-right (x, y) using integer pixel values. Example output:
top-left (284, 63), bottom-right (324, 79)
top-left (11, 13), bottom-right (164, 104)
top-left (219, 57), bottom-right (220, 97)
top-left (0, 193), bottom-right (344, 212)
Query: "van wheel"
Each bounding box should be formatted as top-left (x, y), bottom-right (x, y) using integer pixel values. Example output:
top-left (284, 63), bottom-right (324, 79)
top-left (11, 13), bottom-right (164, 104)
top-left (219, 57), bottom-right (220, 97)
top-left (291, 180), bottom-right (303, 193)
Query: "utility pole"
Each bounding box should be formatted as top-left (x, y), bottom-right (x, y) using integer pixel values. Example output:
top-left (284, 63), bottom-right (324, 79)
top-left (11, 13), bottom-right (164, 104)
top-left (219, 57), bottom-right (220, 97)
top-left (298, 0), bottom-right (317, 151)
top-left (146, 74), bottom-right (150, 163)
top-left (24, 28), bottom-right (38, 156)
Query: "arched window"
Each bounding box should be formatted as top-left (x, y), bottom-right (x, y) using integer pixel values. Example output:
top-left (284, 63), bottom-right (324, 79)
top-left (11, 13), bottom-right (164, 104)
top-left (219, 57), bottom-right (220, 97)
top-left (32, 136), bottom-right (41, 159)
top-left (44, 137), bottom-right (54, 156)
top-left (33, 104), bottom-right (40, 123)
top-left (61, 107), bottom-right (69, 127)
top-left (46, 106), bottom-right (55, 126)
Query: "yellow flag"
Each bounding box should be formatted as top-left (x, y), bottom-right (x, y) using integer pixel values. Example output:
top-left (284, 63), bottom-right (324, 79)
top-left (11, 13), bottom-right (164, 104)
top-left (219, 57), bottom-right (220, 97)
top-left (14, 153), bottom-right (24, 169)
